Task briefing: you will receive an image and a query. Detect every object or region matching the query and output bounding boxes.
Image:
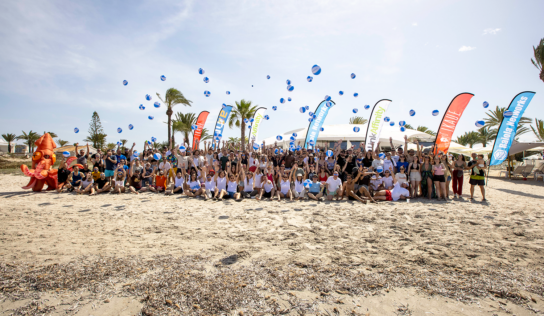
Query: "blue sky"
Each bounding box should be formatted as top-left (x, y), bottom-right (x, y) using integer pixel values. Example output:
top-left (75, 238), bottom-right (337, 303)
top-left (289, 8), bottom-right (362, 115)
top-left (1, 0), bottom-right (543, 149)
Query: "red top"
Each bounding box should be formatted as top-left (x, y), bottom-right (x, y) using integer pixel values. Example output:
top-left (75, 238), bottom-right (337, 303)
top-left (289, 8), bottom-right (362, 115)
top-left (319, 174), bottom-right (328, 182)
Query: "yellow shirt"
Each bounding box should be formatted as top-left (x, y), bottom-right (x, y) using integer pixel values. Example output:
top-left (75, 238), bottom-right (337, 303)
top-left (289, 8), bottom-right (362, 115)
top-left (92, 171), bottom-right (101, 181)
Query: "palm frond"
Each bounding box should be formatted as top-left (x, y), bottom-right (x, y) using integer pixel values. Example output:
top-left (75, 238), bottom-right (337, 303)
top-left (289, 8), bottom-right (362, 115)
top-left (349, 116), bottom-right (368, 124)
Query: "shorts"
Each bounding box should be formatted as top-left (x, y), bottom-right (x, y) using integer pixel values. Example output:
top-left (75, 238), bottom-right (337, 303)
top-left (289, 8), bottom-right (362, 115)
top-left (447, 175), bottom-right (451, 182)
top-left (409, 171), bottom-right (421, 181)
top-left (174, 186), bottom-right (184, 194)
top-left (226, 191), bottom-right (236, 198)
top-left (105, 169), bottom-right (115, 177)
top-left (153, 186), bottom-right (165, 191)
top-left (469, 178), bottom-right (485, 186)
top-left (262, 191), bottom-right (272, 198)
top-left (327, 190), bottom-right (337, 196)
top-left (433, 175), bottom-right (445, 182)
top-left (294, 190), bottom-right (305, 198)
top-left (385, 190), bottom-right (393, 201)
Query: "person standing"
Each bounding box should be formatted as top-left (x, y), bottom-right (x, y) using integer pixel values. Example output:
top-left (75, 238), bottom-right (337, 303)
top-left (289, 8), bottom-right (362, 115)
top-left (452, 154), bottom-right (466, 198)
top-left (105, 150), bottom-right (117, 186)
top-left (466, 153), bottom-right (487, 201)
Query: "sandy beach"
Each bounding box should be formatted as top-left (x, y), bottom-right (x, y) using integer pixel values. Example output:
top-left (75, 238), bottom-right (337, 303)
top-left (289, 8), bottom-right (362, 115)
top-left (1, 173), bottom-right (543, 315)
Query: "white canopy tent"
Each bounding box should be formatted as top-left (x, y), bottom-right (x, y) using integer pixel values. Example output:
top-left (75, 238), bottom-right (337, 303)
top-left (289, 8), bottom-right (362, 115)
top-left (260, 123), bottom-right (437, 150)
top-left (460, 140), bottom-right (544, 156)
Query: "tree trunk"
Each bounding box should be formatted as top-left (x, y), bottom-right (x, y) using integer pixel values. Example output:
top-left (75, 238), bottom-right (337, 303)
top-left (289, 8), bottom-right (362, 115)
top-left (241, 119), bottom-right (246, 152)
top-left (166, 107), bottom-right (173, 148)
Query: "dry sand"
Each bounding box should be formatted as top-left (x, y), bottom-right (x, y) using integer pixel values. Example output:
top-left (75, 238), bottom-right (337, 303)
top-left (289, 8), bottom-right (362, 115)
top-left (0, 173), bottom-right (543, 315)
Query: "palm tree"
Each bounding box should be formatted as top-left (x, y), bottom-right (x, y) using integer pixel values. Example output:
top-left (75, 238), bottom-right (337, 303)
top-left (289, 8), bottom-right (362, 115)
top-left (16, 130), bottom-right (40, 152)
top-left (228, 99), bottom-right (258, 151)
top-left (56, 139), bottom-right (69, 147)
top-left (465, 131), bottom-right (480, 148)
top-left (404, 124), bottom-right (414, 130)
top-left (200, 128), bottom-right (213, 142)
top-left (172, 112), bottom-right (196, 145)
top-left (416, 126), bottom-right (436, 136)
top-left (156, 88), bottom-right (192, 147)
top-left (44, 132), bottom-right (58, 138)
top-left (1, 133), bottom-right (16, 153)
top-left (455, 134), bottom-right (469, 147)
top-left (484, 105), bottom-right (531, 139)
top-left (349, 116), bottom-right (368, 124)
top-left (531, 37), bottom-right (544, 83)
top-left (106, 143), bottom-right (117, 150)
top-left (477, 126), bottom-right (492, 147)
top-left (120, 139), bottom-right (127, 150)
top-left (531, 118), bottom-right (544, 141)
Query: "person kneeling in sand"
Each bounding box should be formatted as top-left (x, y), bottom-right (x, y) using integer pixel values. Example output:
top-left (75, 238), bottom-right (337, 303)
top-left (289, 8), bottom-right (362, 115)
top-left (373, 180), bottom-right (410, 202)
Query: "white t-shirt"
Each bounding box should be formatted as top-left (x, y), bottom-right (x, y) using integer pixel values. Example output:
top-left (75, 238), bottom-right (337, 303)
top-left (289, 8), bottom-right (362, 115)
top-left (204, 179), bottom-right (216, 191)
top-left (391, 155), bottom-right (399, 164)
top-left (174, 176), bottom-right (184, 187)
top-left (294, 180), bottom-right (304, 193)
top-left (216, 176), bottom-right (227, 191)
top-left (326, 177), bottom-right (342, 192)
top-left (370, 178), bottom-right (382, 190)
top-left (254, 174), bottom-right (263, 188)
top-left (383, 159), bottom-right (396, 173)
top-left (188, 180), bottom-right (201, 190)
top-left (159, 161), bottom-right (171, 172)
top-left (382, 176), bottom-right (394, 188)
top-left (263, 181), bottom-right (274, 193)
top-left (243, 178), bottom-right (254, 192)
top-left (371, 159), bottom-right (384, 171)
top-left (280, 180), bottom-right (291, 195)
top-left (390, 182), bottom-right (410, 201)
top-left (395, 173), bottom-right (408, 185)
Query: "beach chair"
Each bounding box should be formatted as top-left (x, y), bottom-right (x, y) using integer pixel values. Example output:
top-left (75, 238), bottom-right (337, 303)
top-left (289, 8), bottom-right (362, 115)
top-left (520, 165), bottom-right (534, 178)
top-left (532, 164), bottom-right (544, 181)
top-left (509, 166), bottom-right (526, 179)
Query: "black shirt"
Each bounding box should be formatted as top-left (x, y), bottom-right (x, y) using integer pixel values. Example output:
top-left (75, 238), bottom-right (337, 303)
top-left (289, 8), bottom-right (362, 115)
top-left (93, 160), bottom-right (105, 173)
top-left (362, 157), bottom-right (373, 168)
top-left (58, 168), bottom-right (70, 183)
top-left (96, 178), bottom-right (108, 189)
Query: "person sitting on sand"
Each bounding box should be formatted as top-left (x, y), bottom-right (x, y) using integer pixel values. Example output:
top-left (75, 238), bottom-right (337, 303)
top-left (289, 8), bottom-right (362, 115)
top-left (373, 180), bottom-right (410, 201)
top-left (382, 167), bottom-right (394, 190)
top-left (128, 160), bottom-right (149, 194)
top-left (113, 167), bottom-right (127, 194)
top-left (340, 173), bottom-right (367, 204)
top-left (56, 156), bottom-right (72, 193)
top-left (326, 171), bottom-right (343, 201)
top-left (290, 167), bottom-right (306, 201)
top-left (76, 171), bottom-right (95, 195)
top-left (306, 174), bottom-right (324, 201)
top-left (150, 169), bottom-right (168, 193)
top-left (278, 172), bottom-right (293, 201)
top-left (240, 168), bottom-right (258, 199)
top-left (69, 165), bottom-right (83, 192)
top-left (256, 177), bottom-right (276, 201)
top-left (218, 171), bottom-right (242, 201)
top-left (185, 172), bottom-right (203, 198)
top-left (94, 172), bottom-right (111, 194)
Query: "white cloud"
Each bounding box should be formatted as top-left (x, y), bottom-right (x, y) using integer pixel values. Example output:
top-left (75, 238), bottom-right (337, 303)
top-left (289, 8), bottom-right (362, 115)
top-left (483, 28), bottom-right (501, 35)
top-left (412, 22), bottom-right (417, 26)
top-left (458, 46), bottom-right (476, 52)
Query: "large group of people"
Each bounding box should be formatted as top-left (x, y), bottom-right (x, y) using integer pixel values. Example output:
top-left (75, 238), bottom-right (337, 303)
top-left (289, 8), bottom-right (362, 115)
top-left (55, 137), bottom-right (488, 202)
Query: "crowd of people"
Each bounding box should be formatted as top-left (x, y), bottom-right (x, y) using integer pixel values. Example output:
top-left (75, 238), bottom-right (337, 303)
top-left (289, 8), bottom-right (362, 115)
top-left (55, 137), bottom-right (488, 202)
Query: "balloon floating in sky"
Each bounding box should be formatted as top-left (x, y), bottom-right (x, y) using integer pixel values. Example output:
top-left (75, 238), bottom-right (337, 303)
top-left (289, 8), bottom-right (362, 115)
top-left (179, 145), bottom-right (186, 152)
top-left (74, 128), bottom-right (79, 133)
top-left (264, 115), bottom-right (270, 120)
top-left (160, 75), bottom-right (166, 81)
top-left (191, 124), bottom-right (198, 131)
top-left (326, 150), bottom-right (333, 157)
top-left (154, 102), bottom-right (160, 108)
top-left (475, 120), bottom-right (485, 127)
top-left (320, 127), bottom-right (324, 132)
top-left (244, 118), bottom-right (249, 124)
top-left (305, 105), bottom-right (310, 111)
top-left (253, 143), bottom-right (259, 150)
top-left (151, 137), bottom-right (157, 142)
top-left (379, 153), bottom-right (385, 159)
top-left (286, 79), bottom-right (291, 85)
top-left (288, 97), bottom-right (292, 102)
top-left (250, 118), bottom-right (254, 123)
top-left (203, 77), bottom-right (209, 83)
top-left (287, 85), bottom-right (294, 92)
top-left (384, 116), bottom-right (390, 122)
top-left (400, 126), bottom-right (406, 132)
top-left (326, 101), bottom-right (333, 108)
top-left (351, 73), bottom-right (356, 79)
top-left (289, 136), bottom-right (296, 141)
top-left (139, 104), bottom-right (145, 110)
top-left (354, 93), bottom-right (359, 97)
top-left (222, 103), bottom-right (227, 108)
top-left (389, 121), bottom-right (395, 126)
top-left (483, 101), bottom-right (489, 108)
top-left (504, 110), bottom-right (513, 118)
top-left (267, 75), bottom-right (270, 79)
top-left (62, 151), bottom-right (70, 158)
top-left (146, 94), bottom-right (152, 101)
top-left (353, 108), bottom-right (358, 113)
top-left (299, 107), bottom-right (306, 113)
top-left (307, 76), bottom-right (313, 82)
top-left (272, 106), bottom-right (277, 111)
top-left (204, 90), bottom-right (210, 97)
top-left (280, 98), bottom-right (285, 104)
top-left (226, 91), bottom-right (230, 95)
top-left (123, 80), bottom-right (128, 86)
top-left (276, 135), bottom-right (283, 141)
top-left (324, 95), bottom-right (331, 101)
top-left (409, 109), bottom-right (416, 116)
top-left (364, 104), bottom-right (370, 110)
top-left (117, 128), bottom-right (122, 133)
top-left (399, 121), bottom-right (406, 127)
top-left (432, 110), bottom-right (439, 116)
top-left (312, 114), bottom-right (317, 119)
top-left (312, 65), bottom-right (321, 75)
top-left (353, 127), bottom-right (360, 132)
top-left (303, 179), bottom-right (312, 188)
top-left (128, 124), bottom-right (134, 130)
top-left (198, 68), bottom-right (205, 75)
top-left (308, 118), bottom-right (313, 122)
top-left (292, 133), bottom-right (298, 137)
top-left (153, 153), bottom-right (162, 160)
top-left (308, 112), bottom-right (314, 118)
top-left (148, 116), bottom-right (154, 120)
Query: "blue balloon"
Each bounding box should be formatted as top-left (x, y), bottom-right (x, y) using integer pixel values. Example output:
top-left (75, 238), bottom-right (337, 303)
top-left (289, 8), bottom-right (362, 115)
top-left (74, 128), bottom-right (79, 133)
top-left (288, 97), bottom-right (292, 102)
top-left (276, 135), bottom-right (283, 141)
top-left (139, 104), bottom-right (145, 110)
top-left (123, 80), bottom-right (128, 86)
top-left (154, 102), bottom-right (160, 108)
top-left (160, 75), bottom-right (166, 81)
top-left (379, 153), bottom-right (385, 159)
top-left (274, 148), bottom-right (279, 154)
top-left (326, 101), bottom-right (333, 108)
top-left (226, 91), bottom-right (230, 95)
top-left (312, 65), bottom-right (321, 75)
top-left (399, 121), bottom-right (406, 127)
top-left (148, 116), bottom-right (154, 120)
top-left (264, 115), bottom-right (270, 120)
top-left (364, 104), bottom-right (370, 110)
top-left (312, 114), bottom-right (317, 119)
top-left (286, 79), bottom-right (291, 85)
top-left (432, 110), bottom-right (439, 116)
top-left (400, 126), bottom-right (406, 132)
top-left (389, 121), bottom-right (395, 126)
top-left (377, 166), bottom-right (383, 173)
top-left (204, 90), bottom-right (211, 97)
top-left (199, 68), bottom-right (205, 75)
top-left (296, 145), bottom-right (301, 151)
top-left (353, 127), bottom-right (360, 132)
top-left (307, 76), bottom-right (313, 82)
top-left (320, 127), bottom-right (324, 132)
top-left (147, 141), bottom-right (152, 145)
top-left (253, 143), bottom-right (259, 150)
top-left (290, 145), bottom-right (295, 151)
top-left (292, 133), bottom-right (298, 137)
top-left (303, 179), bottom-right (312, 188)
top-left (191, 124), bottom-right (198, 131)
top-left (308, 111), bottom-right (314, 117)
top-left (287, 85), bottom-right (294, 92)
top-left (299, 107), bottom-right (306, 113)
top-left (353, 108), bottom-right (358, 113)
top-left (146, 94), bottom-right (152, 101)
top-left (475, 120), bottom-right (485, 127)
top-left (153, 153), bottom-right (162, 160)
top-left (62, 151), bottom-right (70, 158)
top-left (128, 124), bottom-right (134, 130)
top-left (324, 95), bottom-right (331, 101)
top-left (305, 105), bottom-right (310, 111)
top-left (326, 150), bottom-right (333, 157)
top-left (178, 146), bottom-right (186, 153)
top-left (308, 139), bottom-right (315, 146)
top-left (272, 106), bottom-right (277, 111)
top-left (409, 109), bottom-right (416, 116)
top-left (504, 111), bottom-right (513, 118)
top-left (244, 118), bottom-right (249, 124)
top-left (203, 77), bottom-right (209, 83)
top-left (267, 75), bottom-right (270, 79)
top-left (289, 141), bottom-right (294, 146)
top-left (351, 73), bottom-right (356, 79)
top-left (308, 118), bottom-right (313, 122)
top-left (250, 118), bottom-right (254, 123)
top-left (151, 137), bottom-right (157, 142)
top-left (290, 136), bottom-right (296, 141)
top-left (247, 125), bottom-right (251, 129)
top-left (384, 117), bottom-right (390, 122)
top-left (354, 93), bottom-right (359, 97)
top-left (483, 101), bottom-right (489, 108)
top-left (280, 98), bottom-right (285, 104)
top-left (222, 103), bottom-right (226, 108)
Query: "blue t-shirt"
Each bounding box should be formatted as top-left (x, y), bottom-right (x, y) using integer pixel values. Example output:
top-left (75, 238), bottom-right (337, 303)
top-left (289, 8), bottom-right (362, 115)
top-left (309, 182), bottom-right (321, 193)
top-left (396, 161), bottom-right (409, 173)
top-left (116, 154), bottom-right (127, 163)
